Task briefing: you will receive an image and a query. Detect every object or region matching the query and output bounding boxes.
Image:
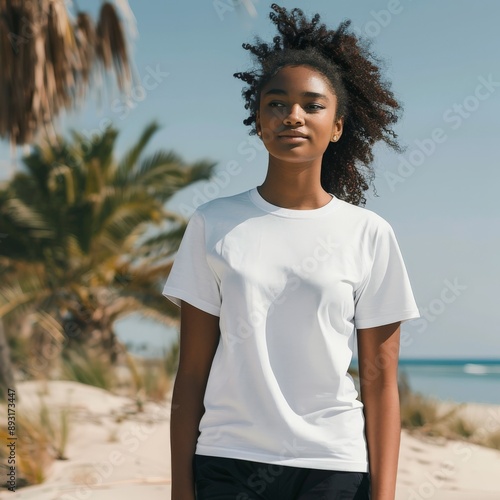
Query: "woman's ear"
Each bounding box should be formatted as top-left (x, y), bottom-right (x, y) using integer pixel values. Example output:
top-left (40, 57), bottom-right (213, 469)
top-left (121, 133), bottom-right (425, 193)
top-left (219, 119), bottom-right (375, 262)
top-left (330, 116), bottom-right (344, 142)
top-left (256, 111), bottom-right (262, 137)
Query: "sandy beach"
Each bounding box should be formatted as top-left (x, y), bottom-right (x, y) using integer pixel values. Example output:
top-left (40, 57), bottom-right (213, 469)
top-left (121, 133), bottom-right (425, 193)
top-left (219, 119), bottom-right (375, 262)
top-left (1, 380), bottom-right (499, 499)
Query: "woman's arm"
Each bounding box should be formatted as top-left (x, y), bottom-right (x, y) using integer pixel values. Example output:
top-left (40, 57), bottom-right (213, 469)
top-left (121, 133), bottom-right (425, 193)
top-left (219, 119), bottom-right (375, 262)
top-left (171, 300), bottom-right (221, 500)
top-left (357, 321), bottom-right (401, 500)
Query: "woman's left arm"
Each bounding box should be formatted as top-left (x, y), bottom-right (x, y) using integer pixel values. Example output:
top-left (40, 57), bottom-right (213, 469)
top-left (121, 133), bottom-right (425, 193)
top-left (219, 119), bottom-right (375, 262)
top-left (357, 321), bottom-right (401, 500)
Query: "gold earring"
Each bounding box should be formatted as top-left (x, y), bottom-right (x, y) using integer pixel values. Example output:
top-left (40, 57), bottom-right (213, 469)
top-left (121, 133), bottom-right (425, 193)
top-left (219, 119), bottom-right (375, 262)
top-left (331, 135), bottom-right (338, 142)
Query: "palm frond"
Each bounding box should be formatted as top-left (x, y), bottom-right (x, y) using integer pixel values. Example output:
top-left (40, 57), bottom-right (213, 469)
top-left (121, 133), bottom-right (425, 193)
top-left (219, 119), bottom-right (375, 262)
top-left (90, 190), bottom-right (161, 256)
top-left (132, 223), bottom-right (188, 259)
top-left (47, 164), bottom-right (76, 204)
top-left (0, 197), bottom-right (53, 236)
top-left (127, 152), bottom-right (189, 200)
top-left (83, 126), bottom-right (119, 184)
top-left (31, 310), bottom-right (65, 344)
top-left (46, 0), bottom-right (77, 104)
top-left (96, 2), bottom-right (131, 92)
top-left (106, 295), bottom-right (179, 327)
top-left (1, 121), bottom-right (216, 369)
top-left (0, 0), bottom-right (136, 146)
top-left (119, 260), bottom-right (175, 288)
top-left (115, 121), bottom-right (160, 179)
top-left (131, 153), bottom-right (217, 201)
top-left (187, 159), bottom-right (218, 183)
top-left (74, 11), bottom-right (96, 101)
top-left (0, 285), bottom-right (48, 320)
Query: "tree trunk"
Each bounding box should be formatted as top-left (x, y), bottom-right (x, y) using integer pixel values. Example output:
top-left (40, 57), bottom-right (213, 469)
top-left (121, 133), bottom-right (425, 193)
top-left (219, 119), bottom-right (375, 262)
top-left (0, 319), bottom-right (16, 400)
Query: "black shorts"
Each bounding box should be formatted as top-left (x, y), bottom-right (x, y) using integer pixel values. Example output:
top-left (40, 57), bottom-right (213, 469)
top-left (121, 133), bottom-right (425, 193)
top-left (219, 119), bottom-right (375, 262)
top-left (193, 454), bottom-right (370, 499)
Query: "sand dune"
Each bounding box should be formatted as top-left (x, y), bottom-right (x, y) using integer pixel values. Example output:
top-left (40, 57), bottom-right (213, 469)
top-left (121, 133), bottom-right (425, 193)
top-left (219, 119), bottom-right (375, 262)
top-left (1, 380), bottom-right (499, 499)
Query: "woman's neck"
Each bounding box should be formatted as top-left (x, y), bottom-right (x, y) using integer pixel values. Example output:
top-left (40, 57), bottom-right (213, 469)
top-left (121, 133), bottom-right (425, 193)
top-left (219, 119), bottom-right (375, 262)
top-left (258, 157), bottom-right (331, 210)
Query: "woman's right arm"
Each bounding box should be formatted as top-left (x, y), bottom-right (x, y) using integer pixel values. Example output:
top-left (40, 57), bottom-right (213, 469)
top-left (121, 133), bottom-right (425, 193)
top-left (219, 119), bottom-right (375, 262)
top-left (171, 300), bottom-right (221, 500)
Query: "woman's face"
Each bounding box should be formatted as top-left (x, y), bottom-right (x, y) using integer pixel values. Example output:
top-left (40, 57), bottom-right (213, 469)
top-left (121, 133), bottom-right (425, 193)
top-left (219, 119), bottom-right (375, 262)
top-left (256, 65), bottom-right (343, 164)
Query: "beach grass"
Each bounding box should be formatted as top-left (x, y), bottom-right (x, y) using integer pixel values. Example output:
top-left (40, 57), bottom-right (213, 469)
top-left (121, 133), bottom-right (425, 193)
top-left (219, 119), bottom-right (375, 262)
top-left (61, 346), bottom-right (116, 391)
top-left (164, 340), bottom-right (180, 376)
top-left (398, 372), bottom-right (500, 450)
top-left (124, 352), bottom-right (172, 409)
top-left (482, 429), bottom-right (500, 450)
top-left (60, 341), bottom-right (176, 405)
top-left (0, 393), bottom-right (72, 488)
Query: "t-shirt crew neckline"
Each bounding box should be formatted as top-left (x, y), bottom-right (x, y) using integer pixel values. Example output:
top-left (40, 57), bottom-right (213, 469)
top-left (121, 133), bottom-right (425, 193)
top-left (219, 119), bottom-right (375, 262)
top-left (248, 186), bottom-right (341, 219)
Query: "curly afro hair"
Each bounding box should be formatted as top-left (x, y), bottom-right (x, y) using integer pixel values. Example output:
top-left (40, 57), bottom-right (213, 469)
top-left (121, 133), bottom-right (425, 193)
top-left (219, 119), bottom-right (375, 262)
top-left (234, 4), bottom-right (402, 206)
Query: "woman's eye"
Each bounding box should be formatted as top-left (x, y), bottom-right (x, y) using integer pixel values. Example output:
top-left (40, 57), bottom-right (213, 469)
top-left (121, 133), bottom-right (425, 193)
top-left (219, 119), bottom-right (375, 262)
top-left (267, 102), bottom-right (325, 111)
top-left (307, 104), bottom-right (324, 111)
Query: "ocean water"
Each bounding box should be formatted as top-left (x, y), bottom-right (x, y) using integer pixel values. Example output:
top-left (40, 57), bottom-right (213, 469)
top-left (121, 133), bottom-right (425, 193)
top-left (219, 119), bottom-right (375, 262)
top-left (397, 359), bottom-right (500, 405)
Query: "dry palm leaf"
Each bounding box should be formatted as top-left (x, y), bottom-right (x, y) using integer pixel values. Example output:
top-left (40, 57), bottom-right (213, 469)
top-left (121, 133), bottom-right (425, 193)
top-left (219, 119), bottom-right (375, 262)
top-left (0, 0), bottom-right (135, 148)
top-left (73, 11), bottom-right (96, 102)
top-left (0, 14), bottom-right (14, 140)
top-left (114, 0), bottom-right (138, 40)
top-left (45, 0), bottom-right (77, 108)
top-left (96, 2), bottom-right (131, 92)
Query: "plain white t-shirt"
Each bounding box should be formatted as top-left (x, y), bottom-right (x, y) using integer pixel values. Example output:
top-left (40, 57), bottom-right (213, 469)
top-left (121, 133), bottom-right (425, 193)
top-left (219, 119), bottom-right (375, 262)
top-left (163, 187), bottom-right (420, 472)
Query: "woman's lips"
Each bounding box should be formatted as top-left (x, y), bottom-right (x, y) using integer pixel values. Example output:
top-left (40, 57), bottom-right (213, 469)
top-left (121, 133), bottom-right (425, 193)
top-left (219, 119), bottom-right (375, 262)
top-left (277, 133), bottom-right (309, 143)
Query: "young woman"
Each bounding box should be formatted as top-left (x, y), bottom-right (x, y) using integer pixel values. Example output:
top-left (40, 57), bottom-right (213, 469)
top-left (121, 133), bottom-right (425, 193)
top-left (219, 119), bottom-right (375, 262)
top-left (163, 5), bottom-right (420, 499)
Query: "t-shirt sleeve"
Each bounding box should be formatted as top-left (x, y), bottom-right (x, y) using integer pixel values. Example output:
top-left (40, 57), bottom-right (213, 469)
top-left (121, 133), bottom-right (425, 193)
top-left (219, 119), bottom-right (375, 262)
top-left (162, 209), bottom-right (221, 316)
top-left (354, 220), bottom-right (420, 329)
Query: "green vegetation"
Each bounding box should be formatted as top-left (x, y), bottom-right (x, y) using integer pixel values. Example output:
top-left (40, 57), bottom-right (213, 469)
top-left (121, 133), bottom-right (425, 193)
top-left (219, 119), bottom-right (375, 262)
top-left (0, 121), bottom-right (215, 396)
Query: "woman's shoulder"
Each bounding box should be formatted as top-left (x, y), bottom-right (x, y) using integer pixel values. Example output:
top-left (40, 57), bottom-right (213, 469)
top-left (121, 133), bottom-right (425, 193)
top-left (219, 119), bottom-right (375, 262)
top-left (335, 197), bottom-right (393, 231)
top-left (192, 189), bottom-right (253, 219)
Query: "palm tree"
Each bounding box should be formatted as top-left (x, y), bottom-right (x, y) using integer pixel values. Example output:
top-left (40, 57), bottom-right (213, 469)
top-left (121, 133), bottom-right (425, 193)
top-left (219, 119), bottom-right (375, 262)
top-left (0, 121), bottom-right (216, 388)
top-left (0, 0), bottom-right (136, 147)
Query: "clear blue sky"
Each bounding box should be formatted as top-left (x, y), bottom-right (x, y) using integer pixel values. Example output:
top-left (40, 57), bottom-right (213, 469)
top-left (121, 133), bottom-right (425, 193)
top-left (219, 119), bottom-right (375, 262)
top-left (1, 1), bottom-right (499, 358)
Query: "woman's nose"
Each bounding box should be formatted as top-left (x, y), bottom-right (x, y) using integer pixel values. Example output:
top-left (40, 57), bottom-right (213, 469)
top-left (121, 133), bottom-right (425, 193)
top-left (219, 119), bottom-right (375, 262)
top-left (283, 104), bottom-right (305, 126)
